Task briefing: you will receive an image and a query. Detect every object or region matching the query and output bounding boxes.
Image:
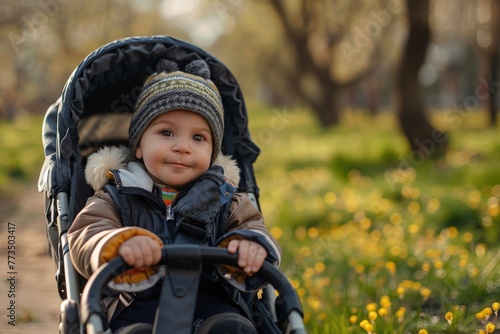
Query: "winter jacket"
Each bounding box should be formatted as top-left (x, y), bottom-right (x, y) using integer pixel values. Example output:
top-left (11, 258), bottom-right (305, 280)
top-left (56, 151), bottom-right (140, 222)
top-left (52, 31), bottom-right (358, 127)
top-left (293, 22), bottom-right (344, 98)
top-left (68, 146), bottom-right (281, 292)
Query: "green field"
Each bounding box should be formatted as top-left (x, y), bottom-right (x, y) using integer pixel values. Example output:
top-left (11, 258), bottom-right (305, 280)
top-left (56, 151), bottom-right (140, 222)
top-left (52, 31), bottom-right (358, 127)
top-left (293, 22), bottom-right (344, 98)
top-left (0, 113), bottom-right (45, 196)
top-left (2, 107), bottom-right (500, 333)
top-left (249, 106), bottom-right (500, 334)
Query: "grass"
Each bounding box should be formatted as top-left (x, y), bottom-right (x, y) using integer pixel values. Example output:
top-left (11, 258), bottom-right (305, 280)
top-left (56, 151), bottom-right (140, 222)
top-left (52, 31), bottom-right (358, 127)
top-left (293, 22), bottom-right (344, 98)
top-left (0, 113), bottom-right (45, 196)
top-left (248, 105), bottom-right (500, 333)
top-left (2, 106), bottom-right (500, 333)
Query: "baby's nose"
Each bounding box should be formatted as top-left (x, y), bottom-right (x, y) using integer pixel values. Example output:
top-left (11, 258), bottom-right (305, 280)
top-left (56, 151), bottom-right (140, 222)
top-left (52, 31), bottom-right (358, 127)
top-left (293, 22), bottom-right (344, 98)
top-left (172, 139), bottom-right (190, 152)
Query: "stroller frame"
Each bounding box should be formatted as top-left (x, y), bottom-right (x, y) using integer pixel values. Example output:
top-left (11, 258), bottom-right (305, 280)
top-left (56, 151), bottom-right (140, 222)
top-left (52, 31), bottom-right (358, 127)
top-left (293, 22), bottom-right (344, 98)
top-left (82, 245), bottom-right (305, 334)
top-left (38, 36), bottom-right (304, 333)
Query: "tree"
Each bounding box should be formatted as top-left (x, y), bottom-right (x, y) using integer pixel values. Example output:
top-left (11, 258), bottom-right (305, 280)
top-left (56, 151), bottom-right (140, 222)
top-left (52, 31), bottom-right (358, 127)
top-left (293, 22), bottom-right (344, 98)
top-left (478, 0), bottom-right (500, 127)
top-left (489, 0), bottom-right (500, 126)
top-left (395, 0), bottom-right (448, 158)
top-left (265, 0), bottom-right (398, 125)
top-left (0, 0), bottom-right (178, 118)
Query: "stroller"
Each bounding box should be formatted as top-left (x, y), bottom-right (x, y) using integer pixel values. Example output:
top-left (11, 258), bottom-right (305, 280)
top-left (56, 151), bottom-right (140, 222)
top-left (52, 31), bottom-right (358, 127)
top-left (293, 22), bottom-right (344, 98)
top-left (38, 36), bottom-right (305, 334)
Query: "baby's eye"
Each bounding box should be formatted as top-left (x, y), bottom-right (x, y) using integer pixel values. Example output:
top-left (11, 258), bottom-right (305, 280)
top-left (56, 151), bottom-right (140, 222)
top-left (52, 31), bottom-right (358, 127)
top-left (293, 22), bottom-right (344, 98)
top-left (193, 134), bottom-right (204, 142)
top-left (160, 130), bottom-right (173, 137)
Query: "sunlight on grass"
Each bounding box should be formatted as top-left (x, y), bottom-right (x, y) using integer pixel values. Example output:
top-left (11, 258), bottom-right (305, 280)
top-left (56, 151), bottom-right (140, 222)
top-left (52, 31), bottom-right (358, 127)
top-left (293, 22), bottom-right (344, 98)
top-left (0, 114), bottom-right (44, 193)
top-left (2, 106), bottom-right (500, 333)
top-left (248, 107), bottom-right (500, 333)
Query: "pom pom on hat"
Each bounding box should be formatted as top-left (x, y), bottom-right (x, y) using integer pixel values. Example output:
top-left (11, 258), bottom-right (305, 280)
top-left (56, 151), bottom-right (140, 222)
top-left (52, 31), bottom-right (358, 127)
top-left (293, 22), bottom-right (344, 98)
top-left (184, 59), bottom-right (211, 79)
top-left (155, 58), bottom-right (179, 73)
top-left (129, 59), bottom-right (224, 162)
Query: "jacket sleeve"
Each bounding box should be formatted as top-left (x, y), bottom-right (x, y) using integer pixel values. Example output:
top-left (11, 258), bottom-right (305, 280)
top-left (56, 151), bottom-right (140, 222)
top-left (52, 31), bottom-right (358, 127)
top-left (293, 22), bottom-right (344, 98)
top-left (223, 193), bottom-right (282, 264)
top-left (68, 190), bottom-right (162, 279)
top-left (215, 193), bottom-right (282, 291)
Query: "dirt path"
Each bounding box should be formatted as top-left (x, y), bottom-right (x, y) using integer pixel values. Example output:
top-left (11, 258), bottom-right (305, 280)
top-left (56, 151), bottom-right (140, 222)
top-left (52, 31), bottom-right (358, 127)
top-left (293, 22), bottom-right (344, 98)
top-left (0, 183), bottom-right (60, 333)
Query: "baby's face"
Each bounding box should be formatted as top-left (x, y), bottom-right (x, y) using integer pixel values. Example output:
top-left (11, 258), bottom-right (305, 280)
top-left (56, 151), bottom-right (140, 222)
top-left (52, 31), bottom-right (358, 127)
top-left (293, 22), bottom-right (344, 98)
top-left (135, 109), bottom-right (213, 188)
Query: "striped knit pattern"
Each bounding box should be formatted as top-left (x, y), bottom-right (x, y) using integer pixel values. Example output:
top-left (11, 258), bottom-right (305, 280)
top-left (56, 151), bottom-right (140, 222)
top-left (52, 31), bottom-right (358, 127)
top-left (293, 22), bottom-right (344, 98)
top-left (129, 66), bottom-right (224, 162)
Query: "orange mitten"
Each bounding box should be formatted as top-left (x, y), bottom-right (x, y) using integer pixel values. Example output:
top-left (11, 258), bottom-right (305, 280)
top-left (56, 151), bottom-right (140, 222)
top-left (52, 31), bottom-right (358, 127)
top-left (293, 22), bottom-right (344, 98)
top-left (96, 228), bottom-right (165, 292)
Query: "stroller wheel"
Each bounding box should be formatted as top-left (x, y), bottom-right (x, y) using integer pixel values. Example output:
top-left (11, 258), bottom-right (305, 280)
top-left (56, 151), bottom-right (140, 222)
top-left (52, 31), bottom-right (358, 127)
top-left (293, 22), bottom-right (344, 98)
top-left (59, 299), bottom-right (80, 334)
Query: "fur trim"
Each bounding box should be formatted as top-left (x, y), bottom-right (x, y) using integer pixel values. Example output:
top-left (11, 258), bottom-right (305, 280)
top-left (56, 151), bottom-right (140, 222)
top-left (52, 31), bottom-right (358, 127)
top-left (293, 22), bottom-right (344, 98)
top-left (85, 146), bottom-right (129, 190)
top-left (85, 146), bottom-right (241, 191)
top-left (213, 153), bottom-right (241, 186)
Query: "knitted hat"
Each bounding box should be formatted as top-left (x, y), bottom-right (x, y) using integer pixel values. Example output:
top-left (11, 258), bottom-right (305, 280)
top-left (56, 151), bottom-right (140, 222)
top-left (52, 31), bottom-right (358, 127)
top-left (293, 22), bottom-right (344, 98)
top-left (129, 59), bottom-right (224, 161)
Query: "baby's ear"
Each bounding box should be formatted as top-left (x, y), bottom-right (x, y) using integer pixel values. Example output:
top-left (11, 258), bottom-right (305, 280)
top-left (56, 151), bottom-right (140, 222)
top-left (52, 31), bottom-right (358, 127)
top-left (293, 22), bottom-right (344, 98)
top-left (135, 145), bottom-right (143, 160)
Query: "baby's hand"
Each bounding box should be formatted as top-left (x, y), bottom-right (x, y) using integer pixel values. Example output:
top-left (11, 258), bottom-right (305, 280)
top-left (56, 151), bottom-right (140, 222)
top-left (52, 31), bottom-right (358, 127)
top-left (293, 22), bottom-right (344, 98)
top-left (119, 236), bottom-right (162, 269)
top-left (227, 239), bottom-right (268, 276)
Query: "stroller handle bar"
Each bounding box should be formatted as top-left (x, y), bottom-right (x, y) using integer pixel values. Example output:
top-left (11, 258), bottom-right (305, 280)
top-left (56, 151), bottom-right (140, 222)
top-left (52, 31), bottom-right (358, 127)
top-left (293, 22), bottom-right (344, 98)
top-left (81, 245), bottom-right (306, 334)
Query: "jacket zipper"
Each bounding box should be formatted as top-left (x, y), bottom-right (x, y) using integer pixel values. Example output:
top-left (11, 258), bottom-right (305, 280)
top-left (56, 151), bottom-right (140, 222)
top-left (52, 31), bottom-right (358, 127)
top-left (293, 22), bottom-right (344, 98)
top-left (166, 205), bottom-right (174, 222)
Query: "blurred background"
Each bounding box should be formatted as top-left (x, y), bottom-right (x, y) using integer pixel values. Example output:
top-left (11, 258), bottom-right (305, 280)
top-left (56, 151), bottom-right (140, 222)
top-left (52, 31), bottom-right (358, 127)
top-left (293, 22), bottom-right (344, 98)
top-left (1, 0), bottom-right (500, 333)
top-left (1, 0), bottom-right (498, 132)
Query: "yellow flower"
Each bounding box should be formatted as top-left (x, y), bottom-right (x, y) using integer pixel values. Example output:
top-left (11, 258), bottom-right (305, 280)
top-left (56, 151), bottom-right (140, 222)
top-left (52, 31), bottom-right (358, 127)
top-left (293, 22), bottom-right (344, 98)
top-left (306, 296), bottom-right (321, 312)
top-left (290, 279), bottom-right (300, 289)
top-left (470, 267), bottom-right (480, 277)
top-left (477, 308), bottom-right (491, 322)
top-left (479, 330), bottom-right (486, 334)
top-left (420, 287), bottom-right (432, 300)
top-left (307, 227), bottom-right (319, 238)
top-left (314, 262), bottom-right (325, 274)
top-left (270, 226), bottom-right (283, 240)
top-left (380, 295), bottom-right (392, 309)
top-left (355, 264), bottom-right (365, 274)
top-left (408, 201), bottom-right (420, 214)
top-left (445, 311), bottom-right (453, 325)
top-left (349, 315), bottom-right (358, 324)
top-left (366, 302), bottom-right (378, 312)
top-left (378, 307), bottom-right (389, 317)
top-left (368, 311), bottom-right (378, 321)
top-left (363, 323), bottom-right (374, 333)
top-left (396, 287), bottom-right (405, 299)
top-left (486, 323), bottom-right (496, 333)
top-left (359, 320), bottom-right (369, 328)
top-left (493, 302), bottom-right (500, 316)
top-left (418, 330), bottom-right (428, 334)
top-left (396, 307), bottom-right (406, 322)
top-left (385, 261), bottom-right (396, 274)
top-left (483, 307), bottom-right (492, 316)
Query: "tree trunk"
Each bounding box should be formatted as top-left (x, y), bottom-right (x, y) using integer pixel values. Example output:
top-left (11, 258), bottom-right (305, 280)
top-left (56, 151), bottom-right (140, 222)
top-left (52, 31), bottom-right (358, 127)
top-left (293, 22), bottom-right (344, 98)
top-left (486, 0), bottom-right (500, 126)
top-left (367, 76), bottom-right (379, 116)
top-left (267, 0), bottom-right (392, 126)
top-left (395, 0), bottom-right (448, 159)
top-left (293, 75), bottom-right (342, 125)
top-left (268, 0), bottom-right (339, 125)
top-left (481, 51), bottom-right (499, 127)
top-left (312, 86), bottom-right (341, 125)
top-left (274, 45), bottom-right (342, 126)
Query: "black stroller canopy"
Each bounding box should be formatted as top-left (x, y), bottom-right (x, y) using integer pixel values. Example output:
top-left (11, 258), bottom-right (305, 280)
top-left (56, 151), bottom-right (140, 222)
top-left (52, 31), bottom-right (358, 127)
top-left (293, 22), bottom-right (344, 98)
top-left (39, 36), bottom-right (260, 197)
